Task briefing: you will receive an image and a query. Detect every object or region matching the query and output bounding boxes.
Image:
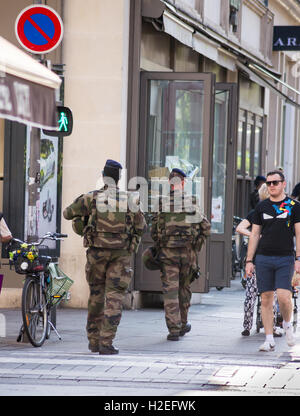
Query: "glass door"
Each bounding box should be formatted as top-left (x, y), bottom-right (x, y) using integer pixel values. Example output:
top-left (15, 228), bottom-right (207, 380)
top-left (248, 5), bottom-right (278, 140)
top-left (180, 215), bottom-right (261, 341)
top-left (209, 83), bottom-right (238, 289)
top-left (136, 72), bottom-right (215, 292)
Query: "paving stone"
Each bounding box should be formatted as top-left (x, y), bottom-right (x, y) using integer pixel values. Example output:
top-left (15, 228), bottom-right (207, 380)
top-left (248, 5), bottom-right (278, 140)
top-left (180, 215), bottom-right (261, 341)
top-left (265, 369), bottom-right (295, 389)
top-left (17, 363), bottom-right (41, 370)
top-left (87, 365), bottom-right (113, 373)
top-left (207, 366), bottom-right (239, 385)
top-left (226, 366), bottom-right (258, 387)
top-left (120, 366), bottom-right (148, 377)
top-left (175, 368), bottom-right (201, 381)
top-left (105, 365), bottom-right (131, 374)
top-left (156, 368), bottom-right (184, 378)
top-left (68, 365), bottom-right (94, 372)
top-left (34, 364), bottom-right (57, 371)
top-left (285, 374), bottom-right (300, 390)
top-left (0, 362), bottom-right (23, 369)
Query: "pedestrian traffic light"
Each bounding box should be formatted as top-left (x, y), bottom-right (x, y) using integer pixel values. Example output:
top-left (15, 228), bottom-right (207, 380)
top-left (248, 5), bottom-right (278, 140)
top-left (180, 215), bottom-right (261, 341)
top-left (43, 106), bottom-right (73, 137)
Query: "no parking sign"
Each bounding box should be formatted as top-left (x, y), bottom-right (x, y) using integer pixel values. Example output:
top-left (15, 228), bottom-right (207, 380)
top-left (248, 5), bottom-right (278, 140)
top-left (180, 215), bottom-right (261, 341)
top-left (15, 5), bottom-right (63, 54)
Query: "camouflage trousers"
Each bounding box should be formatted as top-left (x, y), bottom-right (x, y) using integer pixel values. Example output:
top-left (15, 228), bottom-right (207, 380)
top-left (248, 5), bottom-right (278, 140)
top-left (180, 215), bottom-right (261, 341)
top-left (85, 247), bottom-right (132, 347)
top-left (159, 246), bottom-right (197, 335)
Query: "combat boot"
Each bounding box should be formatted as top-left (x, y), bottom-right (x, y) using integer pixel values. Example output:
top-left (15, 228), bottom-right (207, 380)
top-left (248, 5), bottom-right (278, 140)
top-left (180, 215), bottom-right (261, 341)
top-left (88, 341), bottom-right (99, 352)
top-left (99, 344), bottom-right (119, 355)
top-left (167, 333), bottom-right (179, 341)
top-left (179, 322), bottom-right (191, 336)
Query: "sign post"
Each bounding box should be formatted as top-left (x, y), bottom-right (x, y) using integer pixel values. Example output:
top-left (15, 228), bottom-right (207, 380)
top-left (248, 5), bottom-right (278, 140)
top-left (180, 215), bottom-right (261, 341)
top-left (15, 5), bottom-right (67, 275)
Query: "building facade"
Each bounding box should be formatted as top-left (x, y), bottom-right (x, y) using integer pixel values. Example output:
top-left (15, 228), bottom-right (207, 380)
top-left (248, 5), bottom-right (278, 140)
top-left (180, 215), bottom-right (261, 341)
top-left (0, 0), bottom-right (300, 308)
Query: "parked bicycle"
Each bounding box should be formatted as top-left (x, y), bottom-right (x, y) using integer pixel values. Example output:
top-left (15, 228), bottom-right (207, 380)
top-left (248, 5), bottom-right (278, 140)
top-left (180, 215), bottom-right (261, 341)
top-left (6, 232), bottom-right (73, 347)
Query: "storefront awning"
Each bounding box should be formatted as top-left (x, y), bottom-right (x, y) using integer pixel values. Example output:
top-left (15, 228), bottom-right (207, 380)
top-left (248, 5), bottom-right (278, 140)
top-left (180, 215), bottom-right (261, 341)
top-left (0, 36), bottom-right (61, 130)
top-left (163, 11), bottom-right (237, 72)
top-left (154, 1), bottom-right (300, 107)
top-left (163, 10), bottom-right (193, 48)
top-left (161, 0), bottom-right (277, 74)
top-left (236, 61), bottom-right (300, 109)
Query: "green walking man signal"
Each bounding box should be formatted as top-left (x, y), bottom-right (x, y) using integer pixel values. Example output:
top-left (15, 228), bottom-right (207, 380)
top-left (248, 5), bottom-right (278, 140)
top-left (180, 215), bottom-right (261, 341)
top-left (43, 106), bottom-right (73, 137)
top-left (58, 111), bottom-right (68, 132)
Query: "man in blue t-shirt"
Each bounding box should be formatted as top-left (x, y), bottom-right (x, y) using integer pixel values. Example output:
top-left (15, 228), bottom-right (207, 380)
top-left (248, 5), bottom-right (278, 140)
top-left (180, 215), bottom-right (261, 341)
top-left (246, 170), bottom-right (300, 352)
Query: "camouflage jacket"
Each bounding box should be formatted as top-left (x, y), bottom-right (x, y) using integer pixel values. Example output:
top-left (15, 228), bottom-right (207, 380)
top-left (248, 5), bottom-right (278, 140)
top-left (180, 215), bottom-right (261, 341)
top-left (150, 191), bottom-right (211, 250)
top-left (63, 186), bottom-right (146, 252)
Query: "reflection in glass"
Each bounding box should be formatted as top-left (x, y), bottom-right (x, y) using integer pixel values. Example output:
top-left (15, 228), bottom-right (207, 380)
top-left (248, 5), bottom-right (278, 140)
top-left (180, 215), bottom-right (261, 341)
top-left (211, 90), bottom-right (229, 234)
top-left (147, 80), bottom-right (204, 198)
top-left (245, 124), bottom-right (252, 176)
top-left (254, 125), bottom-right (262, 177)
top-left (237, 121), bottom-right (243, 175)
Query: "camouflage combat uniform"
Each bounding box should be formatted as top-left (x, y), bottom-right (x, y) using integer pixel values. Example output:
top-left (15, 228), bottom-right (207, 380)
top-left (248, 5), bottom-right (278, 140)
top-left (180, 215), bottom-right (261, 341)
top-left (63, 185), bottom-right (146, 348)
top-left (151, 191), bottom-right (211, 336)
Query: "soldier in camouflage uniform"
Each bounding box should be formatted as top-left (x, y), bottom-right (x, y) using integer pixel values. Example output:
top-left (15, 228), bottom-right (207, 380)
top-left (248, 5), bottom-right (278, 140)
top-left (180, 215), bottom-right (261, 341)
top-left (151, 168), bottom-right (211, 341)
top-left (63, 160), bottom-right (146, 354)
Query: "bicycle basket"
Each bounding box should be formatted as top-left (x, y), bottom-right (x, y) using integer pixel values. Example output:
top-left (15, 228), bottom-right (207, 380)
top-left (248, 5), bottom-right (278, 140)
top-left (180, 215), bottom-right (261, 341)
top-left (9, 245), bottom-right (40, 274)
top-left (47, 263), bottom-right (74, 306)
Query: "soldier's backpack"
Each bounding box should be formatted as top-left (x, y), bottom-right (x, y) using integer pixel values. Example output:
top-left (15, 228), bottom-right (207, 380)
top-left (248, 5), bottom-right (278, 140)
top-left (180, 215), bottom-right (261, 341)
top-left (84, 188), bottom-right (135, 250)
top-left (156, 195), bottom-right (211, 249)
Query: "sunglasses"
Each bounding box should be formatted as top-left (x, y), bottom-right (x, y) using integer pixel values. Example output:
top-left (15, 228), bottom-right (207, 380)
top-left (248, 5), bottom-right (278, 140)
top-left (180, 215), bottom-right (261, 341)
top-left (266, 180), bottom-right (283, 187)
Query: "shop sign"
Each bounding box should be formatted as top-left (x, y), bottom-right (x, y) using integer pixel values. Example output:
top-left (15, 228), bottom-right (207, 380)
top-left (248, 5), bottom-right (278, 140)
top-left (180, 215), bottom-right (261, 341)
top-left (0, 72), bottom-right (57, 129)
top-left (273, 26), bottom-right (300, 51)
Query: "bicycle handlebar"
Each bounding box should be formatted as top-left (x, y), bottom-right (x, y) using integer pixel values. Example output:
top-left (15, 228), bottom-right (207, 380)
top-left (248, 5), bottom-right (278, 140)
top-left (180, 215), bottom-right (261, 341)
top-left (54, 233), bottom-right (68, 238)
top-left (10, 232), bottom-right (68, 248)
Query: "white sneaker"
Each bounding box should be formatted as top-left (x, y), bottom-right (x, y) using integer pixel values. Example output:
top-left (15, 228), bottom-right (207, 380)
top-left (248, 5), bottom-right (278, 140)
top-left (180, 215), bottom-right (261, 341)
top-left (259, 341), bottom-right (275, 352)
top-left (285, 326), bottom-right (296, 347)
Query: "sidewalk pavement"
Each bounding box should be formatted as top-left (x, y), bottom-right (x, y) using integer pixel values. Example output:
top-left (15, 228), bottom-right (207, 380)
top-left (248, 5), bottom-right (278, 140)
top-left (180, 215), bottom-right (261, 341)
top-left (1, 278), bottom-right (300, 396)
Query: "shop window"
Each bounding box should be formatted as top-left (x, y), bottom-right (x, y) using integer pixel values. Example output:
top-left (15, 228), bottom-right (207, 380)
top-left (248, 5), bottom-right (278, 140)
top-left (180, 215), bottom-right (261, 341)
top-left (230, 0), bottom-right (240, 32)
top-left (280, 104), bottom-right (286, 169)
top-left (245, 124), bottom-right (252, 177)
top-left (237, 110), bottom-right (245, 176)
top-left (146, 79), bottom-right (204, 187)
top-left (211, 90), bottom-right (229, 234)
top-left (235, 111), bottom-right (264, 217)
top-left (254, 116), bottom-right (263, 178)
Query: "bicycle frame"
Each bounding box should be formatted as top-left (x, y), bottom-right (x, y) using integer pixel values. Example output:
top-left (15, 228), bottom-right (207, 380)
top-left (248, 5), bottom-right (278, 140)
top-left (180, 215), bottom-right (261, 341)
top-left (7, 232), bottom-right (68, 347)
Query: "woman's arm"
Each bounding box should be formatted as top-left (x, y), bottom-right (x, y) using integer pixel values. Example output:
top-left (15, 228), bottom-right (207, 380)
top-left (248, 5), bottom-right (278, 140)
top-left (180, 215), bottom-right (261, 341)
top-left (236, 219), bottom-right (251, 237)
top-left (0, 217), bottom-right (12, 243)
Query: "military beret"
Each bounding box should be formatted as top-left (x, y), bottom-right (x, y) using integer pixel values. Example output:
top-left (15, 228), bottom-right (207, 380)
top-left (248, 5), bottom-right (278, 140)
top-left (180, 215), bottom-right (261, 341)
top-left (104, 159), bottom-right (122, 170)
top-left (254, 175), bottom-right (266, 186)
top-left (171, 168), bottom-right (186, 178)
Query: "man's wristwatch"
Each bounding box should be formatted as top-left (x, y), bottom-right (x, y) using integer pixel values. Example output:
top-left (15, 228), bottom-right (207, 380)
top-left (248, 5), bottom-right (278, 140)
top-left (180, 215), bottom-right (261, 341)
top-left (296, 256), bottom-right (300, 261)
top-left (246, 260), bottom-right (253, 264)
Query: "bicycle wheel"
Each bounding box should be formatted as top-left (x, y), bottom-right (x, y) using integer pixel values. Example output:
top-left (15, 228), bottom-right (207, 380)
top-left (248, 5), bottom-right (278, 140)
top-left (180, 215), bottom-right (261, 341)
top-left (293, 305), bottom-right (298, 333)
top-left (22, 277), bottom-right (48, 347)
